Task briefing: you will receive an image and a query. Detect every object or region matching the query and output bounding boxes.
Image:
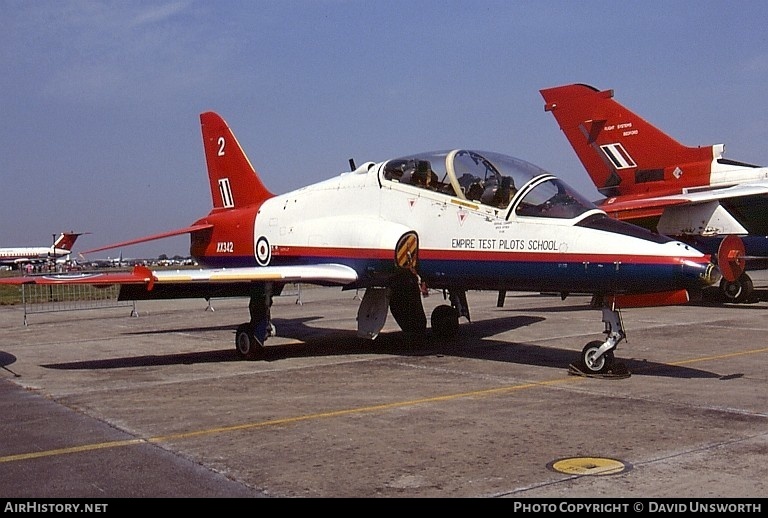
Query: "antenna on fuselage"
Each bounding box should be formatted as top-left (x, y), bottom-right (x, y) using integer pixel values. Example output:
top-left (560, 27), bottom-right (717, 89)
top-left (349, 158), bottom-right (356, 171)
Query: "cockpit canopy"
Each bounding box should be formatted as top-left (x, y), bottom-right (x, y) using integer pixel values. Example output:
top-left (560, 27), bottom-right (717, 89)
top-left (382, 149), bottom-right (597, 220)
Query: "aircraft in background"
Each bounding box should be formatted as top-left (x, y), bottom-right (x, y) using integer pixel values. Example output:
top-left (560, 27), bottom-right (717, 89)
top-left (87, 252), bottom-right (135, 269)
top-left (0, 232), bottom-right (84, 269)
top-left (540, 83), bottom-right (768, 303)
top-left (0, 112), bottom-right (725, 375)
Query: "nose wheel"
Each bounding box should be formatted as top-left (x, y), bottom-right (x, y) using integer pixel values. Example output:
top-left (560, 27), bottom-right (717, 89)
top-left (580, 341), bottom-right (615, 374)
top-left (717, 235), bottom-right (751, 303)
top-left (719, 272), bottom-right (754, 303)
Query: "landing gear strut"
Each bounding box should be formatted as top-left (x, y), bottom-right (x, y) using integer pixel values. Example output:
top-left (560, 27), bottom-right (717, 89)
top-left (570, 304), bottom-right (629, 378)
top-left (235, 282), bottom-right (274, 360)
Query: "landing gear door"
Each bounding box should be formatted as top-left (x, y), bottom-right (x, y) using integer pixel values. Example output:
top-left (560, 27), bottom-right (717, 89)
top-left (357, 287), bottom-right (390, 339)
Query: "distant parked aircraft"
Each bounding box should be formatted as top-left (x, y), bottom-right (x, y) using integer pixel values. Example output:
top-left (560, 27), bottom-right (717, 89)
top-left (0, 232), bottom-right (84, 269)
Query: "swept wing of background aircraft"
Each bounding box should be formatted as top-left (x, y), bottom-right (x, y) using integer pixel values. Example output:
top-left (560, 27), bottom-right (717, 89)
top-left (0, 232), bottom-right (84, 269)
top-left (540, 83), bottom-right (768, 303)
top-left (0, 112), bottom-right (724, 375)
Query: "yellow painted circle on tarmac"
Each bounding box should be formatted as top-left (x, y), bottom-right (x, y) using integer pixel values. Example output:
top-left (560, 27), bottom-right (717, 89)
top-left (548, 457), bottom-right (630, 476)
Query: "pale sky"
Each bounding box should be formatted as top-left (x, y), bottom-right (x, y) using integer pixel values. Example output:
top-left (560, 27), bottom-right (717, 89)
top-left (4, 0), bottom-right (768, 259)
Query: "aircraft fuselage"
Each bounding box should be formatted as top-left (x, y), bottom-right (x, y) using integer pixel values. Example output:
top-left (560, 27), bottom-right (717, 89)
top-left (195, 150), bottom-right (716, 299)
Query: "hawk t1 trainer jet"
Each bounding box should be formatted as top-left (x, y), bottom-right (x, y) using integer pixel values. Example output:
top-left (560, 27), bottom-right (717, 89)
top-left (540, 83), bottom-right (767, 303)
top-left (1, 112), bottom-right (724, 375)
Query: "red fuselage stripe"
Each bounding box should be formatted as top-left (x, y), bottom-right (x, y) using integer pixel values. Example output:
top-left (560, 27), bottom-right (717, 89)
top-left (270, 245), bottom-right (708, 266)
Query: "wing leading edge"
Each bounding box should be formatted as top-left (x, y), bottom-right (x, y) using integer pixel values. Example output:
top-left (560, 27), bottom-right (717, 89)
top-left (0, 263), bottom-right (358, 288)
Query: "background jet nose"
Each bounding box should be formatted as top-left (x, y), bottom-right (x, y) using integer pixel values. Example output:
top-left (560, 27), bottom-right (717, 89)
top-left (702, 262), bottom-right (722, 287)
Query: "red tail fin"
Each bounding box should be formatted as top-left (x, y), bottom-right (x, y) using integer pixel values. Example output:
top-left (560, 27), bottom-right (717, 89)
top-left (53, 232), bottom-right (83, 251)
top-left (540, 84), bottom-right (715, 198)
top-left (200, 112), bottom-right (274, 211)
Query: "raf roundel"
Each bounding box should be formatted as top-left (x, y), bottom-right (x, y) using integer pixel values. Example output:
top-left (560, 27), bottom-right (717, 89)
top-left (255, 236), bottom-right (271, 266)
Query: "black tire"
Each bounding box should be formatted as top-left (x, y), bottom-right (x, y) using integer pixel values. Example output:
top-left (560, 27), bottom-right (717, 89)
top-left (431, 304), bottom-right (460, 339)
top-left (720, 273), bottom-right (754, 304)
top-left (580, 340), bottom-right (615, 374)
top-left (389, 276), bottom-right (427, 334)
top-left (235, 323), bottom-right (264, 360)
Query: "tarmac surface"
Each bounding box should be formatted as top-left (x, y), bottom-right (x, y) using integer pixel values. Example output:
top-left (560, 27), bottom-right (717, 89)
top-left (1, 276), bottom-right (768, 499)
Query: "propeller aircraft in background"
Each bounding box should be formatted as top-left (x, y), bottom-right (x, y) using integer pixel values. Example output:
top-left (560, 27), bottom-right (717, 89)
top-left (1, 112), bottom-right (725, 375)
top-left (540, 83), bottom-right (768, 303)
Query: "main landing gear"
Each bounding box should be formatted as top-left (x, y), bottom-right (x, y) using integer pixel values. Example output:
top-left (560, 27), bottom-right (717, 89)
top-left (716, 235), bottom-right (752, 304)
top-left (235, 322), bottom-right (264, 360)
top-left (235, 283), bottom-right (276, 360)
top-left (430, 304), bottom-right (460, 338)
top-left (430, 290), bottom-right (470, 339)
top-left (569, 304), bottom-right (630, 379)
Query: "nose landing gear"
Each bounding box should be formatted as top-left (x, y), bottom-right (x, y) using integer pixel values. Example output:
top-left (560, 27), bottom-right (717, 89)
top-left (717, 235), bottom-right (753, 303)
top-left (569, 304), bottom-right (630, 379)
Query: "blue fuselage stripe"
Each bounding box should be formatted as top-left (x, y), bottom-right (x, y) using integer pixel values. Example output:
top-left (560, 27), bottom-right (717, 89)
top-left (199, 254), bottom-right (706, 294)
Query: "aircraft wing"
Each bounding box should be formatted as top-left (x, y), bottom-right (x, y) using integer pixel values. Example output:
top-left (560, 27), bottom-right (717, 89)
top-left (82, 224), bottom-right (214, 254)
top-left (602, 182), bottom-right (768, 213)
top-left (600, 196), bottom-right (689, 213)
top-left (0, 269), bottom-right (151, 286)
top-left (7, 258), bottom-right (48, 266)
top-left (672, 182), bottom-right (768, 203)
top-left (0, 264), bottom-right (358, 288)
top-left (147, 264), bottom-right (358, 285)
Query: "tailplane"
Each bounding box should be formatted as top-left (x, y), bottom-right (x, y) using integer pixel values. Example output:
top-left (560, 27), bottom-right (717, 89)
top-left (200, 111), bottom-right (274, 211)
top-left (540, 84), bottom-right (715, 198)
top-left (83, 112), bottom-right (270, 258)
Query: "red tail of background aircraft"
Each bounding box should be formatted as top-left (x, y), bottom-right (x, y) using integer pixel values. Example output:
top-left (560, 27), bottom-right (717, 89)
top-left (540, 83), bottom-right (768, 303)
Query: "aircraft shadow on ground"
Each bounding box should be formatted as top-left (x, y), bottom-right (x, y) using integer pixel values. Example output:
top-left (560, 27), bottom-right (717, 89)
top-left (0, 351), bottom-right (17, 367)
top-left (504, 287), bottom-right (768, 311)
top-left (0, 351), bottom-right (22, 377)
top-left (693, 286), bottom-right (768, 306)
top-left (40, 312), bottom-right (722, 379)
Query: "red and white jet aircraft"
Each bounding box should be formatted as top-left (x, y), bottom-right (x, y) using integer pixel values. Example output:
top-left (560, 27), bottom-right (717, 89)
top-left (1, 112), bottom-right (724, 374)
top-left (540, 83), bottom-right (768, 303)
top-left (0, 232), bottom-right (84, 269)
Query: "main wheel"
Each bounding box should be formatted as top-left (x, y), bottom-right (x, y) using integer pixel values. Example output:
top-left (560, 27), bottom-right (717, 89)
top-left (235, 323), bottom-right (264, 360)
top-left (720, 272), bottom-right (754, 303)
top-left (431, 304), bottom-right (460, 339)
top-left (580, 340), bottom-right (615, 374)
top-left (389, 278), bottom-right (427, 334)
